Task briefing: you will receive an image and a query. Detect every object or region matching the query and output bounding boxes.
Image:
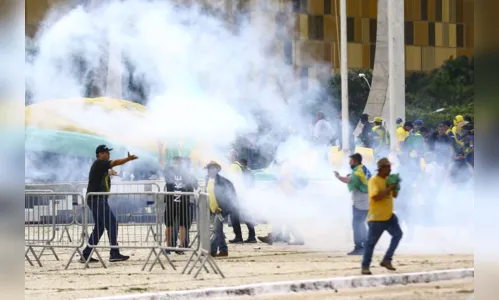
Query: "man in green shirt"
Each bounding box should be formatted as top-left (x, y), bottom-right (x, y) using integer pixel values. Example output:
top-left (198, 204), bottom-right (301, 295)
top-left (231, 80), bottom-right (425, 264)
top-left (335, 153), bottom-right (372, 255)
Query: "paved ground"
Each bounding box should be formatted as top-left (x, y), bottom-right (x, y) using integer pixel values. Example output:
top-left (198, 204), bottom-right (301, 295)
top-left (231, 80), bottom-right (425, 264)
top-left (25, 223), bottom-right (473, 300)
top-left (245, 279), bottom-right (474, 300)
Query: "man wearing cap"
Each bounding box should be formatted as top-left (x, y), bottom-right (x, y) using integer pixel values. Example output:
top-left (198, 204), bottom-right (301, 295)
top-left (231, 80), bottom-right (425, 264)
top-left (80, 145), bottom-right (138, 263)
top-left (361, 158), bottom-right (403, 275)
top-left (402, 121), bottom-right (425, 172)
top-left (334, 153), bottom-right (372, 255)
top-left (396, 119), bottom-right (409, 152)
top-left (370, 117), bottom-right (389, 161)
top-left (205, 161), bottom-right (237, 257)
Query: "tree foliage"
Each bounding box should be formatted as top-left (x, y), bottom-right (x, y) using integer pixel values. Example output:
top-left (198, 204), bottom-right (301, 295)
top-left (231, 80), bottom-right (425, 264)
top-left (325, 55), bottom-right (474, 129)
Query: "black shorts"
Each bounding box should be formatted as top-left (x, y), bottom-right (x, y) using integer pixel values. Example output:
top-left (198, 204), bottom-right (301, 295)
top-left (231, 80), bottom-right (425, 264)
top-left (164, 194), bottom-right (192, 227)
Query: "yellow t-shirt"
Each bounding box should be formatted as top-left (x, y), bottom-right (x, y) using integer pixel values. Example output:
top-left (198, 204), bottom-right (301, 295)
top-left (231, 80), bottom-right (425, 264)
top-left (367, 175), bottom-right (394, 221)
top-left (396, 127), bottom-right (409, 152)
top-left (207, 178), bottom-right (219, 213)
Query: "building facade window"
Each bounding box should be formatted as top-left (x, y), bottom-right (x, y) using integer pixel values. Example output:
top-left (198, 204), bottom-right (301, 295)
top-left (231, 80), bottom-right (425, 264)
top-left (405, 21), bottom-right (414, 45)
top-left (347, 17), bottom-right (354, 42)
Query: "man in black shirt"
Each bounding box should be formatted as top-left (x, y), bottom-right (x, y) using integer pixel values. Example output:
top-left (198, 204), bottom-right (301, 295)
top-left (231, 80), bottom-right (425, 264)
top-left (163, 156), bottom-right (198, 254)
top-left (80, 145), bottom-right (138, 263)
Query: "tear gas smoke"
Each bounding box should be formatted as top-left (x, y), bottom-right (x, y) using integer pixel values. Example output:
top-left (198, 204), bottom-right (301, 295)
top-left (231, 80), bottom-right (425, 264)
top-left (25, 0), bottom-right (473, 253)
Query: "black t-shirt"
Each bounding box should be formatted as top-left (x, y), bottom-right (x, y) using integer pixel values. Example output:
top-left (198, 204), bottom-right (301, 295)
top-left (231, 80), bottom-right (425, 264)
top-left (164, 166), bottom-right (197, 193)
top-left (87, 159), bottom-right (112, 193)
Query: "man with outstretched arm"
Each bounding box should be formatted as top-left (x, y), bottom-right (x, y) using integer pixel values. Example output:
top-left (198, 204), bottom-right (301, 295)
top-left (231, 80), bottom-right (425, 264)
top-left (361, 158), bottom-right (403, 275)
top-left (334, 153), bottom-right (372, 255)
top-left (80, 145), bottom-right (138, 263)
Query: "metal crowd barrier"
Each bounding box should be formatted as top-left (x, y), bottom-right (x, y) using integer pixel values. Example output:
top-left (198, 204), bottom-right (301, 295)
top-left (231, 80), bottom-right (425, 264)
top-left (82, 192), bottom-right (163, 270)
top-left (148, 191), bottom-right (223, 278)
top-left (81, 191), bottom-right (222, 277)
top-left (20, 188), bottom-right (221, 277)
top-left (74, 182), bottom-right (162, 243)
top-left (25, 192), bottom-right (86, 269)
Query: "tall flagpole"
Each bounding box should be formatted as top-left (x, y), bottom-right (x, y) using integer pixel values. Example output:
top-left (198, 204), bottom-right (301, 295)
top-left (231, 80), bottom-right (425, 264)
top-left (339, 0), bottom-right (349, 152)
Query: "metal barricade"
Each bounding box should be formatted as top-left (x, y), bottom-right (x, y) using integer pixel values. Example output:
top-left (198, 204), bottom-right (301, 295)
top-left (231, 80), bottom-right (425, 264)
top-left (26, 183), bottom-right (80, 233)
top-left (83, 192), bottom-right (166, 270)
top-left (74, 182), bottom-right (162, 242)
top-left (25, 192), bottom-right (86, 269)
top-left (25, 183), bottom-right (74, 193)
top-left (150, 191), bottom-right (224, 278)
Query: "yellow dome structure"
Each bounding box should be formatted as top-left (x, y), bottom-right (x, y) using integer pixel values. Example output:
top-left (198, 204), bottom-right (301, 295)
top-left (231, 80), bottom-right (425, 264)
top-left (25, 97), bottom-right (197, 159)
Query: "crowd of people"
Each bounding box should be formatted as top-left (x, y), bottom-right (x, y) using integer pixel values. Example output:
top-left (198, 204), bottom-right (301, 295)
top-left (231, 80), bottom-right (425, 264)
top-left (79, 110), bottom-right (473, 275)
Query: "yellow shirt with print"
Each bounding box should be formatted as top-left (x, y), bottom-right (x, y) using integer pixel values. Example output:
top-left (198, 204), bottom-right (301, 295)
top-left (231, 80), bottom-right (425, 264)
top-left (396, 127), bottom-right (409, 152)
top-left (367, 175), bottom-right (394, 221)
top-left (207, 178), bottom-right (219, 213)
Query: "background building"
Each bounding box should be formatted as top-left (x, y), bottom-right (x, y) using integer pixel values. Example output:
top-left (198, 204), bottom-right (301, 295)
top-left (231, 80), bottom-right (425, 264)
top-left (26, 0), bottom-right (474, 80)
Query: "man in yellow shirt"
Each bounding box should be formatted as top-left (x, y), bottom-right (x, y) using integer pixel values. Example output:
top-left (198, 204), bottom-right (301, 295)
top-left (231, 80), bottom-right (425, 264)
top-left (396, 120), bottom-right (410, 152)
top-left (205, 161), bottom-right (237, 257)
top-left (361, 158), bottom-right (403, 275)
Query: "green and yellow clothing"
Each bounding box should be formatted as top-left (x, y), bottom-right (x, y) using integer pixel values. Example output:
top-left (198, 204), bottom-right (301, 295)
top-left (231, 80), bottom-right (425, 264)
top-left (404, 131), bottom-right (425, 158)
top-left (348, 164), bottom-right (370, 193)
top-left (207, 178), bottom-right (219, 213)
top-left (396, 127), bottom-right (409, 152)
top-left (367, 175), bottom-right (394, 221)
top-left (371, 125), bottom-right (389, 148)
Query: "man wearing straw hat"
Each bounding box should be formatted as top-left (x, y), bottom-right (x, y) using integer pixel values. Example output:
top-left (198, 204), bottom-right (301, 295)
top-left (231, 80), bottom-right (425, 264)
top-left (361, 157), bottom-right (403, 275)
top-left (204, 161), bottom-right (237, 257)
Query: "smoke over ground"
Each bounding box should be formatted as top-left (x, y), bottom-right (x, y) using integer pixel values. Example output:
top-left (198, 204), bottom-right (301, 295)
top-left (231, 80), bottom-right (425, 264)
top-left (25, 0), bottom-right (472, 253)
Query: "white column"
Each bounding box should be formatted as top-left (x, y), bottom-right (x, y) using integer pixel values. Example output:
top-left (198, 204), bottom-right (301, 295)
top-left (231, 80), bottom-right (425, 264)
top-left (339, 0), bottom-right (349, 151)
top-left (387, 0), bottom-right (405, 150)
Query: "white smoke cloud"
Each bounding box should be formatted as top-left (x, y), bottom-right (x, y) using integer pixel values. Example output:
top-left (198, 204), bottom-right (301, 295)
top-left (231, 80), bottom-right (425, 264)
top-left (25, 0), bottom-right (473, 254)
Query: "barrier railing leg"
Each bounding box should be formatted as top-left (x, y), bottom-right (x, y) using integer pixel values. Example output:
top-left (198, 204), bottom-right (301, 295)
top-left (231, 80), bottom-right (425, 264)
top-left (148, 249), bottom-right (175, 272)
top-left (142, 248), bottom-right (165, 271)
top-left (38, 244), bottom-right (59, 261)
top-left (144, 226), bottom-right (157, 242)
top-left (191, 250), bottom-right (224, 279)
top-left (182, 248), bottom-right (209, 275)
top-left (58, 226), bottom-right (73, 243)
top-left (25, 251), bottom-right (34, 266)
top-left (27, 246), bottom-right (43, 267)
top-left (84, 248), bottom-right (106, 269)
top-left (64, 247), bottom-right (82, 270)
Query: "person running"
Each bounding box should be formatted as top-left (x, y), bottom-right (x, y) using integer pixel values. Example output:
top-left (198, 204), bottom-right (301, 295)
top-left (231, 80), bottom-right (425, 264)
top-left (334, 153), bottom-right (372, 255)
top-left (361, 158), bottom-right (403, 275)
top-left (80, 145), bottom-right (138, 263)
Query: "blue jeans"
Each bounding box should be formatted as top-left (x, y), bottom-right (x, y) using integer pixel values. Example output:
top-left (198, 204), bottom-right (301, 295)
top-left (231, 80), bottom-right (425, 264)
top-left (361, 214), bottom-right (403, 269)
top-left (210, 214), bottom-right (228, 254)
top-left (352, 207), bottom-right (368, 249)
top-left (82, 197), bottom-right (119, 257)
